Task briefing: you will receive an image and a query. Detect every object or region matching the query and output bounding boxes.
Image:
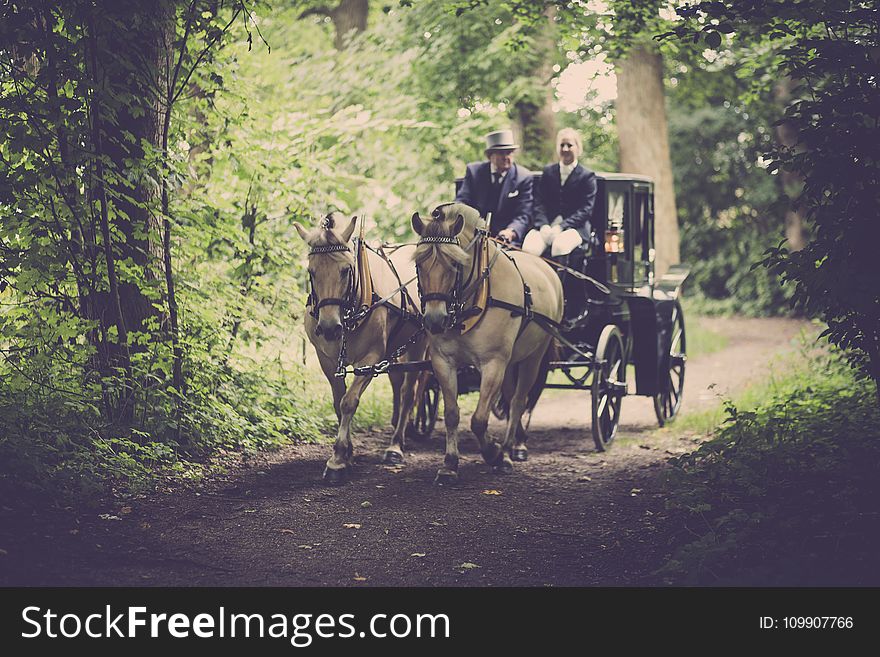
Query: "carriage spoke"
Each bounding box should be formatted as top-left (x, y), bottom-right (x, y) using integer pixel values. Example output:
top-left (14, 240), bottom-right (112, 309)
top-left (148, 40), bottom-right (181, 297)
top-left (671, 328), bottom-right (682, 350)
top-left (597, 394), bottom-right (609, 418)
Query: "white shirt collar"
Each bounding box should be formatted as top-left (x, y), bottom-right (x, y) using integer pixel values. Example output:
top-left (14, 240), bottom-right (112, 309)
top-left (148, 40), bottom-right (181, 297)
top-left (490, 165), bottom-right (510, 179)
top-left (560, 160), bottom-right (578, 176)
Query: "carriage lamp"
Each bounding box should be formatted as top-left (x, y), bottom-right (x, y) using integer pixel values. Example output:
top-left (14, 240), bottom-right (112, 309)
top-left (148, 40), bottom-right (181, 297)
top-left (605, 229), bottom-right (625, 254)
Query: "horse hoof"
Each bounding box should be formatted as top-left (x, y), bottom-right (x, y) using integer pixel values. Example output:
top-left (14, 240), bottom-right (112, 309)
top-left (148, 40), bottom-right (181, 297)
top-left (492, 460), bottom-right (514, 475)
top-left (323, 465), bottom-right (349, 486)
top-left (511, 448), bottom-right (528, 462)
top-left (383, 450), bottom-right (404, 465)
top-left (434, 469), bottom-right (459, 486)
top-left (481, 443), bottom-right (503, 465)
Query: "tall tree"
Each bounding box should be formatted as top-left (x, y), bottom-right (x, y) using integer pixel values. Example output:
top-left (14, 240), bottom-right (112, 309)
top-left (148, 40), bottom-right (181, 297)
top-left (610, 2), bottom-right (679, 277)
top-left (616, 42), bottom-right (679, 276)
top-left (512, 4), bottom-right (558, 164)
top-left (666, 0), bottom-right (880, 400)
top-left (88, 0), bottom-right (173, 335)
top-left (301, 0), bottom-right (368, 49)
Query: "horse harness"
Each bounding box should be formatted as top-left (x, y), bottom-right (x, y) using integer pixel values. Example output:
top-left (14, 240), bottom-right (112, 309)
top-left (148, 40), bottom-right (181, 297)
top-left (306, 239), bottom-right (423, 378)
top-left (416, 229), bottom-right (563, 339)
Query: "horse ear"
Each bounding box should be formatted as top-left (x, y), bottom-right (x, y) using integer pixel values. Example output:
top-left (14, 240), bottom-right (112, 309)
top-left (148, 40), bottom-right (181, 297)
top-left (452, 213), bottom-right (465, 236)
top-left (411, 212), bottom-right (424, 236)
top-left (340, 215), bottom-right (357, 243)
top-left (293, 222), bottom-right (309, 241)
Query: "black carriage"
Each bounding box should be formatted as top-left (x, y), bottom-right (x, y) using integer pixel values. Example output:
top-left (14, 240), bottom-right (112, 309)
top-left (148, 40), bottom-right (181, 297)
top-left (416, 173), bottom-right (689, 450)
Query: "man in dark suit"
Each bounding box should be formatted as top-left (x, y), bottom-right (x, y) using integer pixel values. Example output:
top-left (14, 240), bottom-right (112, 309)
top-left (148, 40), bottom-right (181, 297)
top-left (522, 127), bottom-right (598, 258)
top-left (455, 130), bottom-right (534, 246)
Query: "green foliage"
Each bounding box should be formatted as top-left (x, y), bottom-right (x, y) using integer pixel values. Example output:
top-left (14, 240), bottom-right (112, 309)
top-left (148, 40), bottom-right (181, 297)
top-left (660, 348), bottom-right (880, 584)
top-left (664, 0), bottom-right (880, 393)
top-left (0, 0), bottom-right (357, 501)
top-left (670, 103), bottom-right (796, 315)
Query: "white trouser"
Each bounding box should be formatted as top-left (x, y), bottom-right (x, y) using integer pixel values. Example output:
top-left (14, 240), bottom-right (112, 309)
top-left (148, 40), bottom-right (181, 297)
top-left (522, 217), bottom-right (583, 257)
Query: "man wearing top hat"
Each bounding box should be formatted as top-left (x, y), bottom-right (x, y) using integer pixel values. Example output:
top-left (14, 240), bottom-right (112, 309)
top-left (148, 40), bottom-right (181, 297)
top-left (454, 129), bottom-right (534, 246)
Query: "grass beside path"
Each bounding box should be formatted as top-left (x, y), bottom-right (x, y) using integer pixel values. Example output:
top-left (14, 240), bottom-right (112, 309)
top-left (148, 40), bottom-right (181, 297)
top-left (655, 346), bottom-right (880, 585)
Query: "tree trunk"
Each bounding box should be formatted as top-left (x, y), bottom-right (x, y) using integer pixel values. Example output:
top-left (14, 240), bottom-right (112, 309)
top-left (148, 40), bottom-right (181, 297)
top-left (332, 0), bottom-right (368, 49)
top-left (90, 0), bottom-right (173, 335)
top-left (513, 5), bottom-right (557, 165)
top-left (616, 43), bottom-right (680, 278)
top-left (773, 77), bottom-right (807, 252)
top-left (300, 0), bottom-right (368, 49)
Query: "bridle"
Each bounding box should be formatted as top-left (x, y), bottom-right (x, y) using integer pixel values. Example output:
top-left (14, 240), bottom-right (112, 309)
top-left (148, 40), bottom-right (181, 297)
top-left (415, 230), bottom-right (486, 332)
top-left (306, 243), bottom-right (357, 328)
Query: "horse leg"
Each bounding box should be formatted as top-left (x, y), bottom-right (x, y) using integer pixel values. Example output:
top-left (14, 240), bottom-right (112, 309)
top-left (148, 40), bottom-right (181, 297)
top-left (384, 368), bottom-right (418, 465)
top-left (317, 351), bottom-right (346, 421)
top-left (388, 369), bottom-right (403, 430)
top-left (501, 365), bottom-right (528, 462)
top-left (431, 354), bottom-right (461, 485)
top-left (470, 357), bottom-right (509, 473)
top-left (504, 347), bottom-right (545, 466)
top-left (408, 371), bottom-right (426, 438)
top-left (323, 354), bottom-right (378, 485)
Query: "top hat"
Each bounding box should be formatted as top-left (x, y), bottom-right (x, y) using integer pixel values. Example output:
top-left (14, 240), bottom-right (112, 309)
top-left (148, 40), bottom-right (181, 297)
top-left (484, 130), bottom-right (519, 152)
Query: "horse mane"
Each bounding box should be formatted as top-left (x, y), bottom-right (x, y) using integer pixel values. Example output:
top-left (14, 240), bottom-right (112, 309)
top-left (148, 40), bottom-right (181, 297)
top-left (413, 202), bottom-right (484, 267)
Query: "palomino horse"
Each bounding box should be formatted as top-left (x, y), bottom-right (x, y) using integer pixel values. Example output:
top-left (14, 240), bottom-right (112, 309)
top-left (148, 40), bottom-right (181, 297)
top-left (412, 203), bottom-right (564, 484)
top-left (294, 213), bottom-right (426, 484)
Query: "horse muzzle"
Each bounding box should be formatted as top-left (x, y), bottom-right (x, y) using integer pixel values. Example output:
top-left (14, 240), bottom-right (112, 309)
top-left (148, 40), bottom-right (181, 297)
top-left (317, 319), bottom-right (343, 341)
top-left (423, 306), bottom-right (449, 334)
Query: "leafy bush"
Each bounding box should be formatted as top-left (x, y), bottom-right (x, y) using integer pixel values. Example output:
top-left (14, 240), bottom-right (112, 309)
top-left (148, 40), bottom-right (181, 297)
top-left (659, 348), bottom-right (880, 585)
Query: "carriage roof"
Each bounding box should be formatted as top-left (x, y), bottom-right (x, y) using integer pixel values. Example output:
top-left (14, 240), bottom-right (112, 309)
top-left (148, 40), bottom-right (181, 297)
top-left (593, 172), bottom-right (653, 184)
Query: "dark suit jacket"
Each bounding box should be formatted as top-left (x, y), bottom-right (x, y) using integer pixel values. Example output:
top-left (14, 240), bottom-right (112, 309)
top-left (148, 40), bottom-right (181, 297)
top-left (533, 162), bottom-right (597, 244)
top-left (455, 161), bottom-right (533, 245)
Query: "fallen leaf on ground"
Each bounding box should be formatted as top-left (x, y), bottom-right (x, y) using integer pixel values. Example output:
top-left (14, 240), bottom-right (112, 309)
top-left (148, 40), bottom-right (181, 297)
top-left (457, 562), bottom-right (480, 570)
top-left (411, 553), bottom-right (426, 558)
top-left (343, 523), bottom-right (361, 529)
top-left (98, 514), bottom-right (121, 521)
top-left (481, 489), bottom-right (502, 496)
top-left (360, 501), bottom-right (372, 509)
top-left (298, 545), bottom-right (313, 549)
top-left (353, 574), bottom-right (367, 581)
top-left (69, 529), bottom-right (79, 535)
top-left (244, 509), bottom-right (257, 513)
top-left (279, 528), bottom-right (296, 534)
top-left (577, 476), bottom-right (592, 482)
top-left (120, 506), bottom-right (132, 515)
top-left (630, 488), bottom-right (642, 496)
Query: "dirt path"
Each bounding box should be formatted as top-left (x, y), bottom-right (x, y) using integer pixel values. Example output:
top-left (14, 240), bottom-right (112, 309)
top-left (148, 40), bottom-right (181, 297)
top-left (0, 317), bottom-right (810, 586)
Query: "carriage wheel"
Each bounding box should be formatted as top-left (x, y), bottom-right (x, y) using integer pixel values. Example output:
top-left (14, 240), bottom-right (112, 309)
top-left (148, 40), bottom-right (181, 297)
top-left (591, 325), bottom-right (626, 452)
top-left (653, 302), bottom-right (686, 427)
top-left (413, 374), bottom-right (440, 440)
